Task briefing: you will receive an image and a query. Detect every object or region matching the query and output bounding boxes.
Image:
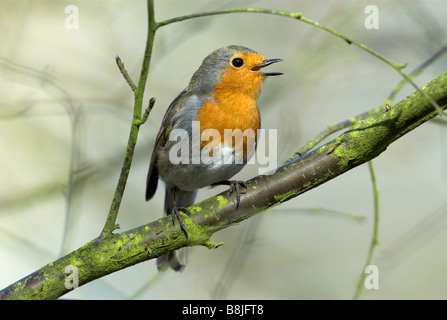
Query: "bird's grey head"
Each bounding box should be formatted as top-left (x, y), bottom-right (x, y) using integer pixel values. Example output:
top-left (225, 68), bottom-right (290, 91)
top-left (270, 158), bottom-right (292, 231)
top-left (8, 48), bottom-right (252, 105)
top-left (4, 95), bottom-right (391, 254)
top-left (187, 45), bottom-right (258, 93)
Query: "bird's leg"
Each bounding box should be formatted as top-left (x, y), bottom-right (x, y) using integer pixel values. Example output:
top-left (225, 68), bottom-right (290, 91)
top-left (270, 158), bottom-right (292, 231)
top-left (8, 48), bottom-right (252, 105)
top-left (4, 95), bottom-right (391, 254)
top-left (171, 187), bottom-right (191, 238)
top-left (211, 180), bottom-right (247, 208)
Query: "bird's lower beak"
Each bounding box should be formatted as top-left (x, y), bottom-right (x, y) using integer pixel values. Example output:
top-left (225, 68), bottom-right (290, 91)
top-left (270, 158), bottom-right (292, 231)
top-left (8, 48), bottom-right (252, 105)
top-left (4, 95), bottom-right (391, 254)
top-left (251, 58), bottom-right (283, 76)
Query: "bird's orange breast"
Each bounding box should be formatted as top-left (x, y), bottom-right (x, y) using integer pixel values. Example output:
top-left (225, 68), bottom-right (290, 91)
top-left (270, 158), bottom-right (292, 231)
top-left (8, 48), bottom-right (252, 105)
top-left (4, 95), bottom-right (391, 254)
top-left (195, 82), bottom-right (261, 159)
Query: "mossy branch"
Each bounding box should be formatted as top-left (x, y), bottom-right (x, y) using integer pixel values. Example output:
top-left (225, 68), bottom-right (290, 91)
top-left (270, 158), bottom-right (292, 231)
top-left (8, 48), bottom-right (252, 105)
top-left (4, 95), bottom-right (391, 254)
top-left (1, 72), bottom-right (446, 300)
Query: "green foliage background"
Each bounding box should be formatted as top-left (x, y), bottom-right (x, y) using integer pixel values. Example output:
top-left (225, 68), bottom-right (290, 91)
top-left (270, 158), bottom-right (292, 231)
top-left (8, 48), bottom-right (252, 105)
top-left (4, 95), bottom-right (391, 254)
top-left (1, 0), bottom-right (446, 299)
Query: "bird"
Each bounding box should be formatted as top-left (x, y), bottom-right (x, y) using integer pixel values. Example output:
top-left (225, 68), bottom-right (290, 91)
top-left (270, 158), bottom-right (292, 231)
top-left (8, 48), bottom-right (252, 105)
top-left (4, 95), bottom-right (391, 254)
top-left (146, 45), bottom-right (282, 272)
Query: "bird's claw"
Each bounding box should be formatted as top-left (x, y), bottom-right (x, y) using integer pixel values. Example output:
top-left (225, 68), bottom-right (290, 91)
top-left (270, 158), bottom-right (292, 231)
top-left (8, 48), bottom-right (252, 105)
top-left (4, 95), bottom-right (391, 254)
top-left (212, 180), bottom-right (247, 208)
top-left (171, 206), bottom-right (191, 238)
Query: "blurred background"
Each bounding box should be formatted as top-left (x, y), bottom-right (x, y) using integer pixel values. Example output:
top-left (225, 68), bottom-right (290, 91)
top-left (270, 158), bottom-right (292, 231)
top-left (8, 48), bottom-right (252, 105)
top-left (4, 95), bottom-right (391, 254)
top-left (0, 0), bottom-right (446, 299)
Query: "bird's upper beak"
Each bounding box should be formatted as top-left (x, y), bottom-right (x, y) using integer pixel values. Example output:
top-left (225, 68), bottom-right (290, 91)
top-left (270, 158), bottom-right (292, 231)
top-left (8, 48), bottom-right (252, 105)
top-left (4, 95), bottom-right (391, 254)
top-left (251, 58), bottom-right (283, 76)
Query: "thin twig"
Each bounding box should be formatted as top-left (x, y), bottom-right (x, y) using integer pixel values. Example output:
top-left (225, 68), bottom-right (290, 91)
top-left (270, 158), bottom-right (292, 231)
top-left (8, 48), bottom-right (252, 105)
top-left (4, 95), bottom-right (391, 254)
top-left (116, 55), bottom-right (137, 92)
top-left (353, 161), bottom-right (380, 299)
top-left (101, 0), bottom-right (157, 237)
top-left (387, 44), bottom-right (447, 102)
top-left (136, 97), bottom-right (156, 126)
top-left (284, 107), bottom-right (384, 164)
top-left (158, 7), bottom-right (444, 116)
top-left (287, 44), bottom-right (447, 164)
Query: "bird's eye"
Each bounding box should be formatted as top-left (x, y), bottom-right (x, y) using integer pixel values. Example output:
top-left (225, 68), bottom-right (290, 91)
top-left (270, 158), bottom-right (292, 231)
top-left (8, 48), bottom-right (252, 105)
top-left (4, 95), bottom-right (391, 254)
top-left (231, 58), bottom-right (244, 68)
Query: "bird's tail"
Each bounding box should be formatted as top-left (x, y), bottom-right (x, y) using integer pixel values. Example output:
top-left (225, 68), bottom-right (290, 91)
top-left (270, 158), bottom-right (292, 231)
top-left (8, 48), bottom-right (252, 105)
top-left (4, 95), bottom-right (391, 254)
top-left (157, 185), bottom-right (197, 272)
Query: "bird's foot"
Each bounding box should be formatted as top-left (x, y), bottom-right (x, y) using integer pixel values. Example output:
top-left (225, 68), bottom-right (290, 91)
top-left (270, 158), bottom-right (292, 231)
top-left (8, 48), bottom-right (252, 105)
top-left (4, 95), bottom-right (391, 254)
top-left (171, 206), bottom-right (191, 238)
top-left (212, 180), bottom-right (247, 208)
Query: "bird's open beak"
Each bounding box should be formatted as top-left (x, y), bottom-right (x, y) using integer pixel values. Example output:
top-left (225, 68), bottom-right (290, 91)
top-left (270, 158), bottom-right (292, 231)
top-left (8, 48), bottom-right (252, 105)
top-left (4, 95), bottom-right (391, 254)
top-left (251, 58), bottom-right (283, 76)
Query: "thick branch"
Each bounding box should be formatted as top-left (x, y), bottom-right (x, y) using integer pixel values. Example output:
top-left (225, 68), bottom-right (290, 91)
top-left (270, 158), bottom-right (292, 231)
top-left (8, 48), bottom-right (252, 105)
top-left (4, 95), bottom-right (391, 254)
top-left (1, 72), bottom-right (446, 300)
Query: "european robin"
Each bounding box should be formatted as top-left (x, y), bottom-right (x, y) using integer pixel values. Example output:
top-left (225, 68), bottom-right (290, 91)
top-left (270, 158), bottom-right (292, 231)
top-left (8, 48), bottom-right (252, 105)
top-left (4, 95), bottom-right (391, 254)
top-left (146, 45), bottom-right (282, 271)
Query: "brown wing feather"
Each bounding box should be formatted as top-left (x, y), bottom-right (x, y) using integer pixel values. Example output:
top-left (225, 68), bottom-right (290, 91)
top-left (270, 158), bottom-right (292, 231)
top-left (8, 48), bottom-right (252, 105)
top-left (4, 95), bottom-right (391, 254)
top-left (145, 89), bottom-right (190, 201)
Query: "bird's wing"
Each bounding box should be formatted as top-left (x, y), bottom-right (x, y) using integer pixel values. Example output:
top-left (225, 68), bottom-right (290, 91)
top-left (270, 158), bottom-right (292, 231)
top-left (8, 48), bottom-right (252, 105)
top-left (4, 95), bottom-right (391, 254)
top-left (145, 89), bottom-right (195, 201)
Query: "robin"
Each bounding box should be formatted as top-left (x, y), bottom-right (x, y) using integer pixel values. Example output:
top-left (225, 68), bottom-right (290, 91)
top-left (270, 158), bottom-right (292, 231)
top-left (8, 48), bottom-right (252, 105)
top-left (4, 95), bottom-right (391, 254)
top-left (146, 45), bottom-right (282, 271)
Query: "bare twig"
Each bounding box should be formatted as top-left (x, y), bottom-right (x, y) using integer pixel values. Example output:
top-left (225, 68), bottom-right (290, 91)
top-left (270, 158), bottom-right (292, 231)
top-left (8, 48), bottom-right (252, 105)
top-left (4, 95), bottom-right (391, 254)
top-left (353, 161), bottom-right (380, 299)
top-left (100, 0), bottom-right (158, 237)
top-left (116, 55), bottom-right (137, 92)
